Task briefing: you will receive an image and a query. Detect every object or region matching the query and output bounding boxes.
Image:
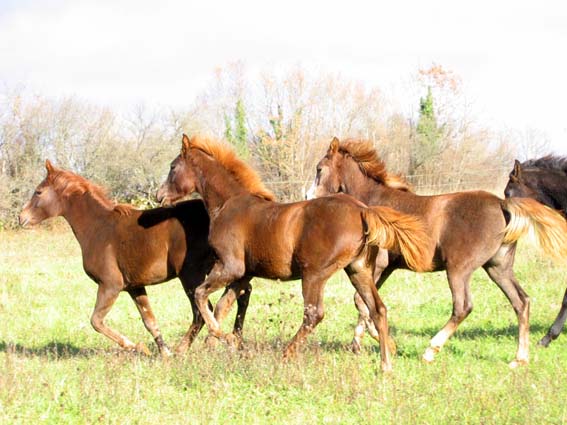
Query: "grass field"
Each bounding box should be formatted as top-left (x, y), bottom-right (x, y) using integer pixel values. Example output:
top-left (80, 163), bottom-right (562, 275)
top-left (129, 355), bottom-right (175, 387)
top-left (1, 223), bottom-right (567, 424)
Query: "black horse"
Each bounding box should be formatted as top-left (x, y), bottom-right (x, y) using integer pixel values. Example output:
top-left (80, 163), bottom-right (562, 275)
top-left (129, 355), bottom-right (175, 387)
top-left (505, 155), bottom-right (567, 346)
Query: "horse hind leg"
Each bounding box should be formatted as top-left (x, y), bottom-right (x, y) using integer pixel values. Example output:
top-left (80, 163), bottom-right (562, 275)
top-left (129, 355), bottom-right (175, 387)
top-left (128, 287), bottom-right (171, 358)
top-left (538, 287), bottom-right (567, 347)
top-left (91, 283), bottom-right (150, 355)
top-left (423, 268), bottom-right (473, 363)
top-left (282, 271), bottom-right (330, 360)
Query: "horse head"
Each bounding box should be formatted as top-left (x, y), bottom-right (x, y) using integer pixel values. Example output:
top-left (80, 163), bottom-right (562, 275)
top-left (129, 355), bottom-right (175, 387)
top-left (156, 134), bottom-right (198, 205)
top-left (305, 137), bottom-right (344, 199)
top-left (19, 160), bottom-right (64, 227)
top-left (504, 159), bottom-right (539, 199)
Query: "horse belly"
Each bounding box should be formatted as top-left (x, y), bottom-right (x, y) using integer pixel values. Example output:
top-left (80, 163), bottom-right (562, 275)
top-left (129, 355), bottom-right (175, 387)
top-left (120, 246), bottom-right (172, 285)
top-left (245, 245), bottom-right (296, 280)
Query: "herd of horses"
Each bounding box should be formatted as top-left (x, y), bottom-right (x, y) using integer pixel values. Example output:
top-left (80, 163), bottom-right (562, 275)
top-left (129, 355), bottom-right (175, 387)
top-left (18, 134), bottom-right (567, 372)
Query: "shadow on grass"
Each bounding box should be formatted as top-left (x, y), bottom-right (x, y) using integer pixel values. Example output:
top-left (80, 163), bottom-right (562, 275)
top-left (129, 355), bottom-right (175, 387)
top-left (0, 340), bottom-right (150, 359)
top-left (400, 322), bottom-right (550, 340)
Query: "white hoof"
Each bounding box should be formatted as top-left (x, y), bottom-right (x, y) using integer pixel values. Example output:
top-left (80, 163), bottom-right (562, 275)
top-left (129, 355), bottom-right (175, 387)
top-left (422, 347), bottom-right (437, 363)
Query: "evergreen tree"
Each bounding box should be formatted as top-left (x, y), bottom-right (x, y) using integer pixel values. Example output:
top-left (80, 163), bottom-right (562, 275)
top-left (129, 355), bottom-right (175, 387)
top-left (224, 113), bottom-right (234, 144)
top-left (234, 99), bottom-right (249, 158)
top-left (413, 86), bottom-right (442, 170)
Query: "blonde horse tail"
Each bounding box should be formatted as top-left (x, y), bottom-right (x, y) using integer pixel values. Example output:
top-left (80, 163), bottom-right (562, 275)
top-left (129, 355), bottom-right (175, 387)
top-left (502, 197), bottom-right (567, 261)
top-left (362, 206), bottom-right (432, 272)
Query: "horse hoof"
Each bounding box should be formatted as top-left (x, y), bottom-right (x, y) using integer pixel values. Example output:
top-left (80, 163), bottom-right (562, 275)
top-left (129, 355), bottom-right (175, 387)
top-left (204, 334), bottom-right (220, 349)
top-left (160, 346), bottom-right (173, 359)
top-left (387, 336), bottom-right (397, 356)
top-left (381, 362), bottom-right (393, 374)
top-left (351, 339), bottom-right (362, 355)
top-left (537, 337), bottom-right (551, 348)
top-left (422, 348), bottom-right (437, 363)
top-left (174, 340), bottom-right (190, 355)
top-left (225, 333), bottom-right (242, 350)
top-left (508, 359), bottom-right (528, 369)
top-left (135, 342), bottom-right (151, 356)
top-left (282, 346), bottom-right (297, 362)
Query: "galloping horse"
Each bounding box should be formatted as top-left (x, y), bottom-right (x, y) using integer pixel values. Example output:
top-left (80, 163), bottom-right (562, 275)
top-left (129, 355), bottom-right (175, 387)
top-left (505, 156), bottom-right (567, 346)
top-left (19, 161), bottom-right (251, 356)
top-left (307, 137), bottom-right (567, 367)
top-left (157, 134), bottom-right (432, 372)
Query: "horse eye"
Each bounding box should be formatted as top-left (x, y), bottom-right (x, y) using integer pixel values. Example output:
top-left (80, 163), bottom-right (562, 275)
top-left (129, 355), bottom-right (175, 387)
top-left (34, 190), bottom-right (42, 196)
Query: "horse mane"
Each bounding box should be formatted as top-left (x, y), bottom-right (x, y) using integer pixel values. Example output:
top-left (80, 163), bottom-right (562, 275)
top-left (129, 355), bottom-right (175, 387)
top-left (48, 169), bottom-right (133, 216)
top-left (188, 135), bottom-right (275, 201)
top-left (521, 155), bottom-right (567, 174)
top-left (339, 139), bottom-right (412, 192)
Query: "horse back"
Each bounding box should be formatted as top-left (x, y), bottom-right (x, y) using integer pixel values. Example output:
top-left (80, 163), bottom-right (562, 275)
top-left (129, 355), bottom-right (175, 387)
top-left (370, 188), bottom-right (508, 268)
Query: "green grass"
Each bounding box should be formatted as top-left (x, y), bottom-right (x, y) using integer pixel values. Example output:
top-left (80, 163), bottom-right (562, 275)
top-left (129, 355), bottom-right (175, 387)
top-left (2, 224), bottom-right (567, 424)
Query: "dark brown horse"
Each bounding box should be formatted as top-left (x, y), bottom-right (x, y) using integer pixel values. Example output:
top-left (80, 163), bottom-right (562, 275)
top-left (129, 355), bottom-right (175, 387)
top-left (19, 161), bottom-right (251, 356)
top-left (157, 134), bottom-right (432, 372)
top-left (307, 137), bottom-right (567, 367)
top-left (505, 156), bottom-right (567, 346)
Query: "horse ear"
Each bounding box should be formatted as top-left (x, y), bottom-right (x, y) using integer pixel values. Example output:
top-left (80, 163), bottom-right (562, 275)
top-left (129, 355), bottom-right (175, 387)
top-left (512, 159), bottom-right (523, 180)
top-left (45, 159), bottom-right (55, 174)
top-left (181, 134), bottom-right (190, 157)
top-left (329, 137), bottom-right (340, 154)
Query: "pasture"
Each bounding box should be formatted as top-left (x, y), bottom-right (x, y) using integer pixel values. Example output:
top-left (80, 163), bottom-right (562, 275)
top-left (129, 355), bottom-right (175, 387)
top-left (1, 224), bottom-right (567, 424)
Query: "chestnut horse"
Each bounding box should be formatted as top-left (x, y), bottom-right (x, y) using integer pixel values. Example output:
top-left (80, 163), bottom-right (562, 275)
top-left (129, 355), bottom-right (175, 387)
top-left (157, 134), bottom-right (432, 372)
top-left (307, 137), bottom-right (567, 367)
top-left (19, 161), bottom-right (251, 356)
top-left (505, 156), bottom-right (567, 346)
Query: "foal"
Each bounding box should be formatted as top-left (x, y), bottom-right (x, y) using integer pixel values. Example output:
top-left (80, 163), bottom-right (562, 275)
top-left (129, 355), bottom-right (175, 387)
top-left (307, 137), bottom-right (567, 367)
top-left (505, 156), bottom-right (567, 346)
top-left (19, 161), bottom-right (251, 356)
top-left (157, 134), bottom-right (432, 372)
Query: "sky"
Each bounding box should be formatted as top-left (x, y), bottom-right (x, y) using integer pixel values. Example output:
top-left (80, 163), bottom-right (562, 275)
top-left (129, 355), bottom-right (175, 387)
top-left (1, 0), bottom-right (566, 154)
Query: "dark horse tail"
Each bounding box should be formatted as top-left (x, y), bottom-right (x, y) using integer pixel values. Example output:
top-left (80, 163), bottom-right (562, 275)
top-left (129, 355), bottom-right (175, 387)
top-left (502, 197), bottom-right (567, 261)
top-left (362, 206), bottom-right (432, 272)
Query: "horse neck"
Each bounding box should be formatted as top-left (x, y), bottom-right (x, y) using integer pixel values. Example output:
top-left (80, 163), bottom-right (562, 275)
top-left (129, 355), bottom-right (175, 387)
top-left (366, 183), bottom-right (415, 210)
top-left (530, 171), bottom-right (567, 212)
top-left (191, 152), bottom-right (249, 212)
top-left (341, 160), bottom-right (385, 205)
top-left (61, 193), bottom-right (115, 248)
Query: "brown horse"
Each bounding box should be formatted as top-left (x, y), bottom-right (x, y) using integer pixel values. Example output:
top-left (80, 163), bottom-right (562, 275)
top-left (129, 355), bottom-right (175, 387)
top-left (19, 160), bottom-right (251, 356)
top-left (505, 156), bottom-right (567, 346)
top-left (307, 137), bottom-right (567, 367)
top-left (157, 134), bottom-right (432, 372)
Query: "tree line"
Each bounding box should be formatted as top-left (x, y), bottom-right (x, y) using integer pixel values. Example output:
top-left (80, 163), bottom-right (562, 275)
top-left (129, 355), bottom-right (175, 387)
top-left (0, 64), bottom-right (545, 228)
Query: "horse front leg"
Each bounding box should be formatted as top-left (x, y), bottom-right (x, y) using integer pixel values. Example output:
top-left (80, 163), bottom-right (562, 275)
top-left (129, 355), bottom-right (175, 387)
top-left (213, 277), bottom-right (253, 348)
top-left (195, 259), bottom-right (245, 340)
top-left (91, 283), bottom-right (150, 355)
top-left (128, 287), bottom-right (171, 358)
top-left (423, 268), bottom-right (473, 364)
top-left (484, 258), bottom-right (530, 368)
top-left (352, 259), bottom-right (394, 353)
top-left (347, 261), bottom-right (394, 373)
